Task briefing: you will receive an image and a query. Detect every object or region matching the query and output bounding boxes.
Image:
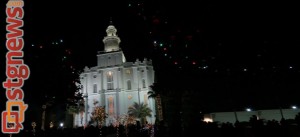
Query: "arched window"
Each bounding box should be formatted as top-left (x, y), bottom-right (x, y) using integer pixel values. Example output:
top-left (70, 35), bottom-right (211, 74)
top-left (107, 71), bottom-right (114, 90)
top-left (93, 84), bottom-right (97, 93)
top-left (108, 96), bottom-right (114, 116)
top-left (144, 94), bottom-right (148, 105)
top-left (142, 79), bottom-right (146, 88)
top-left (126, 69), bottom-right (131, 75)
top-left (127, 80), bottom-right (131, 90)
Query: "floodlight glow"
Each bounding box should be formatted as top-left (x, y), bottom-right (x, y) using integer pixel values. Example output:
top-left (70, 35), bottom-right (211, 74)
top-left (203, 118), bottom-right (213, 123)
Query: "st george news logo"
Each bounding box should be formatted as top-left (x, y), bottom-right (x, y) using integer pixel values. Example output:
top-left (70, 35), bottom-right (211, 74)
top-left (2, 0), bottom-right (29, 134)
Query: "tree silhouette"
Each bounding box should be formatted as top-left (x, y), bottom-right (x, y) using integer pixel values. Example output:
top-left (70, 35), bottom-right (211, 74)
top-left (66, 92), bottom-right (85, 127)
top-left (128, 102), bottom-right (152, 126)
top-left (148, 83), bottom-right (164, 122)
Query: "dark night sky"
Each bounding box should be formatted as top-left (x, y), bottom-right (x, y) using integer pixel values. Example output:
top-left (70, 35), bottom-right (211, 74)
top-left (1, 0), bottom-right (300, 124)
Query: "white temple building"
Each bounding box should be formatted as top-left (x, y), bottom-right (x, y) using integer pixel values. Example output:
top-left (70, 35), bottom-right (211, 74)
top-left (74, 24), bottom-right (156, 127)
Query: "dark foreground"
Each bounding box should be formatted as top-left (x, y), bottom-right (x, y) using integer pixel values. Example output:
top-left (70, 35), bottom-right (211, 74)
top-left (2, 121), bottom-right (300, 137)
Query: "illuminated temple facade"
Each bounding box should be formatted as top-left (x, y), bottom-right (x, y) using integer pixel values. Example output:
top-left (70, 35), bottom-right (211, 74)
top-left (74, 24), bottom-right (156, 127)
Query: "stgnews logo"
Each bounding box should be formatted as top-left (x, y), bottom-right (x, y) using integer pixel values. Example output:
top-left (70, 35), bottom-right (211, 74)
top-left (2, 0), bottom-right (29, 134)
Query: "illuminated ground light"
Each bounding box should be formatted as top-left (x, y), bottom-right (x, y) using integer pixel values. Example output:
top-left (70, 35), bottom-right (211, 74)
top-left (291, 106), bottom-right (297, 109)
top-left (246, 108), bottom-right (252, 112)
top-left (60, 123), bottom-right (64, 127)
top-left (203, 118), bottom-right (213, 123)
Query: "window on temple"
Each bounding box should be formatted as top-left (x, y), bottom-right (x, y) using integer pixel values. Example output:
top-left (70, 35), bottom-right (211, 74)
top-left (107, 71), bottom-right (114, 90)
top-left (142, 79), bottom-right (146, 88)
top-left (108, 96), bottom-right (114, 116)
top-left (127, 80), bottom-right (131, 90)
top-left (144, 94), bottom-right (148, 105)
top-left (93, 84), bottom-right (97, 93)
top-left (126, 69), bottom-right (131, 74)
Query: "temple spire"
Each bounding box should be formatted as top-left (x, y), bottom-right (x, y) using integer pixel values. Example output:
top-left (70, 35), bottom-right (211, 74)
top-left (102, 20), bottom-right (121, 52)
